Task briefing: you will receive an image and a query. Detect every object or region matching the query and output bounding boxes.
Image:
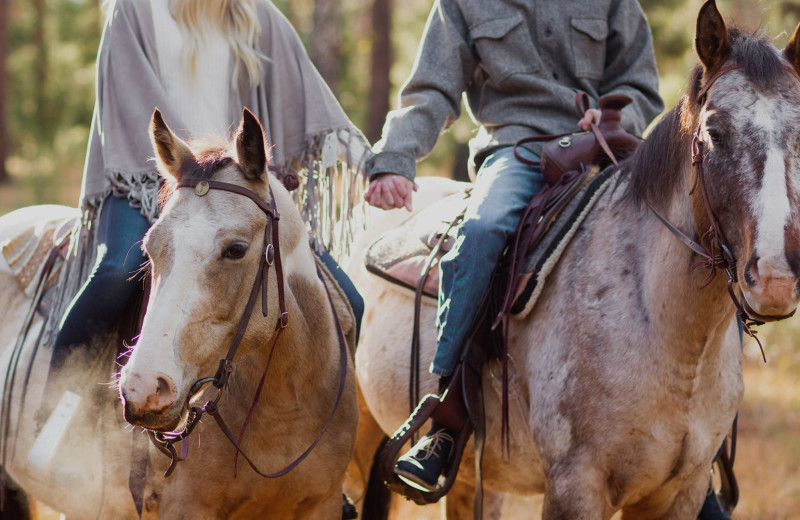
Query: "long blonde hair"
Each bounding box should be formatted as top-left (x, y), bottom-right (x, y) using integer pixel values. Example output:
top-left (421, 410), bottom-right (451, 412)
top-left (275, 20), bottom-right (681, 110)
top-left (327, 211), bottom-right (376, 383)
top-left (172, 0), bottom-right (263, 87)
top-left (103, 0), bottom-right (263, 86)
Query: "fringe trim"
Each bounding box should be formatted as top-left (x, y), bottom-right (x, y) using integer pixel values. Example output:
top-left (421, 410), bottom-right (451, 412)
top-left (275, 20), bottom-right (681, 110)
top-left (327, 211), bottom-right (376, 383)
top-left (287, 128), bottom-right (368, 262)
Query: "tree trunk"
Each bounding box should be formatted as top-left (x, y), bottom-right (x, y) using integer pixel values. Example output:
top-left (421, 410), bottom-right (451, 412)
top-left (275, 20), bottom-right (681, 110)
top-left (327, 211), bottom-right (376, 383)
top-left (311, 0), bottom-right (341, 95)
top-left (33, 0), bottom-right (47, 140)
top-left (0, 0), bottom-right (9, 182)
top-left (367, 0), bottom-right (392, 144)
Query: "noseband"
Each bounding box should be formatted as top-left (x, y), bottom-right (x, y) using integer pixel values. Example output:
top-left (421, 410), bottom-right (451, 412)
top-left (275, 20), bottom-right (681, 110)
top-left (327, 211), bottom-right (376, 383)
top-left (648, 63), bottom-right (800, 359)
top-left (146, 178), bottom-right (348, 479)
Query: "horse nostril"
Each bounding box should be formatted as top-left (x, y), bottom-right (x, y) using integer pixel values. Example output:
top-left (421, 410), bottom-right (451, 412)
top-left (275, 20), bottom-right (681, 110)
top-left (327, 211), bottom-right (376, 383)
top-left (156, 376), bottom-right (175, 399)
top-left (744, 255), bottom-right (760, 289)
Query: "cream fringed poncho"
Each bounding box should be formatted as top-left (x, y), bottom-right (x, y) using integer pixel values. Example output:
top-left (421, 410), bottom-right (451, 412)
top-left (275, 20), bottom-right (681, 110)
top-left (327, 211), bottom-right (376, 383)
top-left (52, 0), bottom-right (371, 331)
top-left (48, 0), bottom-right (371, 342)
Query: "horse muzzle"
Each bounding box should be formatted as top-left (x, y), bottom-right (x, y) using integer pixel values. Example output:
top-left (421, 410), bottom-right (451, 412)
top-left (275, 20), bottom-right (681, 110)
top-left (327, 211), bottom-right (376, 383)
top-left (120, 372), bottom-right (184, 431)
top-left (740, 255), bottom-right (800, 321)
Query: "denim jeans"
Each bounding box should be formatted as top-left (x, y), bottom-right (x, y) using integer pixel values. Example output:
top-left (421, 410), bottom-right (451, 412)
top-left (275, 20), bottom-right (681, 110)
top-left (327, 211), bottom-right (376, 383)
top-left (50, 194), bottom-right (150, 370)
top-left (432, 146), bottom-right (544, 376)
top-left (316, 247), bottom-right (364, 342)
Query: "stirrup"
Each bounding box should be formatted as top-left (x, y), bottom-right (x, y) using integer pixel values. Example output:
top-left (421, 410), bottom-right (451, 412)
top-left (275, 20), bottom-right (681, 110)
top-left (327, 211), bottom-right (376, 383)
top-left (378, 394), bottom-right (473, 505)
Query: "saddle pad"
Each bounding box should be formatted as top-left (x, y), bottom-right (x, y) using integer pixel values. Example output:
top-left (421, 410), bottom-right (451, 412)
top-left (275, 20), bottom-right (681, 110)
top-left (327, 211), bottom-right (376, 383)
top-left (364, 191), bottom-right (469, 298)
top-left (1, 213), bottom-right (76, 298)
top-left (510, 166), bottom-right (618, 318)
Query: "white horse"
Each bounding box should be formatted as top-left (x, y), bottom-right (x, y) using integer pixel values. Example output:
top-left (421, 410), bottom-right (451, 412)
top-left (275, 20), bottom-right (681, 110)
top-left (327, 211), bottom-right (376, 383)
top-left (0, 109), bottom-right (358, 518)
top-left (352, 2), bottom-right (800, 518)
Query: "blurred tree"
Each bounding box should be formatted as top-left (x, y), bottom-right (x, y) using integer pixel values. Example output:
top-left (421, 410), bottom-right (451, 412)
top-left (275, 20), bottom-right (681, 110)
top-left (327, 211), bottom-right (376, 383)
top-left (0, 0), bottom-right (8, 182)
top-left (311, 0), bottom-right (342, 94)
top-left (367, 0), bottom-right (391, 143)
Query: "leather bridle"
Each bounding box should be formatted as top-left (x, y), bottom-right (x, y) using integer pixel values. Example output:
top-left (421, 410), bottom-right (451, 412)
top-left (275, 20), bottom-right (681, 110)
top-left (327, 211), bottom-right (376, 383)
top-left (647, 63), bottom-right (800, 359)
top-left (146, 178), bottom-right (348, 479)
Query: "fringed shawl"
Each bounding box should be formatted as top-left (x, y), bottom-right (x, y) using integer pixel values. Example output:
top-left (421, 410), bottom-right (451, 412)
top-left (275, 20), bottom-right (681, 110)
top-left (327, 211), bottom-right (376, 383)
top-left (52, 0), bottom-right (371, 338)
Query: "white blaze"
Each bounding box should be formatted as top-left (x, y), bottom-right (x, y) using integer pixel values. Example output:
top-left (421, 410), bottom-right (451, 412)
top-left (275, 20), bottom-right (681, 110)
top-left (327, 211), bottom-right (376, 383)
top-left (754, 148), bottom-right (789, 260)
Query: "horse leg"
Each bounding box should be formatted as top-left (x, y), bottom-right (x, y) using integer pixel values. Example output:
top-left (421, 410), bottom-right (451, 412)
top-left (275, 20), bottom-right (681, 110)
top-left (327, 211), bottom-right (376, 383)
top-left (444, 479), bottom-right (504, 520)
top-left (346, 381), bottom-right (390, 515)
top-left (542, 458), bottom-right (611, 520)
top-left (651, 474), bottom-right (711, 520)
top-left (0, 479), bottom-right (31, 520)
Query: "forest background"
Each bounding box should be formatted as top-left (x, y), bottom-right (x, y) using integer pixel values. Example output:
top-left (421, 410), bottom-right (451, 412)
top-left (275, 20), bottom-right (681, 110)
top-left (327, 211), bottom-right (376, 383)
top-left (1, 0), bottom-right (800, 518)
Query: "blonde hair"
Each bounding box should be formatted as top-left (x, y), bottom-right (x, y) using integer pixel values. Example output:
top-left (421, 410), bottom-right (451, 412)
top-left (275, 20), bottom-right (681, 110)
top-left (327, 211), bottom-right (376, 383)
top-left (102, 0), bottom-right (263, 86)
top-left (172, 0), bottom-right (263, 87)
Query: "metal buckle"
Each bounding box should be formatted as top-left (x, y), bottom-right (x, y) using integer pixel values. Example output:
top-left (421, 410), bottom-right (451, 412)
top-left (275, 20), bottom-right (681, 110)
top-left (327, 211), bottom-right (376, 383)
top-left (558, 137), bottom-right (572, 148)
top-left (265, 243), bottom-right (275, 266)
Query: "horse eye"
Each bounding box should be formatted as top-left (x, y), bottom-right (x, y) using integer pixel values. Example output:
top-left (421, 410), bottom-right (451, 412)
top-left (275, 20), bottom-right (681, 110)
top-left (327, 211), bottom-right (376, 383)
top-left (707, 129), bottom-right (723, 146)
top-left (222, 242), bottom-right (249, 260)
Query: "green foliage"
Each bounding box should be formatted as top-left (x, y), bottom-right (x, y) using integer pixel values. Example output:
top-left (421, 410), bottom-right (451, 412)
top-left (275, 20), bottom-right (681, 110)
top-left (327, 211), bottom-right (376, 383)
top-left (4, 0), bottom-right (800, 206)
top-left (6, 0), bottom-right (101, 203)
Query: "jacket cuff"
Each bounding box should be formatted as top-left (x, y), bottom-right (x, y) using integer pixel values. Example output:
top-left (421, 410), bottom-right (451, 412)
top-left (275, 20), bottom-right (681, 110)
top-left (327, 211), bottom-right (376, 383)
top-left (366, 151), bottom-right (417, 182)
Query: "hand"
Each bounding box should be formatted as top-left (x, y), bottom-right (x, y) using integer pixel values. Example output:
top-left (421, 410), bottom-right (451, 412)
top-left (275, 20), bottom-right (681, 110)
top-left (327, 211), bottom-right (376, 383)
top-left (577, 108), bottom-right (602, 131)
top-left (364, 173), bottom-right (418, 211)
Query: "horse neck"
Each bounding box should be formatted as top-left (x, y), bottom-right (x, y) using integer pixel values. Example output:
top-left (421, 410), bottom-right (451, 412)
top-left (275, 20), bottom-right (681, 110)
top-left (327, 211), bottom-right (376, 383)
top-left (632, 170), bottom-right (737, 362)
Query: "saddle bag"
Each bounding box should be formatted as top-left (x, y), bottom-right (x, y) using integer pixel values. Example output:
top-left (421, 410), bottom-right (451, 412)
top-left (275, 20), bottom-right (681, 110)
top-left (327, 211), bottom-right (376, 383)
top-left (517, 93), bottom-right (641, 186)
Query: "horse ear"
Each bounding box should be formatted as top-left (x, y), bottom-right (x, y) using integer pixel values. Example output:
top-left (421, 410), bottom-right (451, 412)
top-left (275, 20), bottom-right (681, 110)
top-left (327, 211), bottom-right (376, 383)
top-left (695, 0), bottom-right (730, 72)
top-left (149, 109), bottom-right (193, 183)
top-left (235, 108), bottom-right (268, 180)
top-left (784, 23), bottom-right (800, 76)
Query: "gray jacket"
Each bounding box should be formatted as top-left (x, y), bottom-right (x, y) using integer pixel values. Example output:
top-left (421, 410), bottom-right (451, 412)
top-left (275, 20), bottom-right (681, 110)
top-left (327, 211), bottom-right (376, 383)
top-left (367, 0), bottom-right (663, 180)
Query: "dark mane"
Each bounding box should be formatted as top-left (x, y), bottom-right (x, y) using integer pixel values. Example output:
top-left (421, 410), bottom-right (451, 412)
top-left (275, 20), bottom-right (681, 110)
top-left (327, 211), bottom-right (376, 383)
top-left (158, 145), bottom-right (233, 205)
top-left (623, 27), bottom-right (786, 207)
top-left (623, 104), bottom-right (690, 208)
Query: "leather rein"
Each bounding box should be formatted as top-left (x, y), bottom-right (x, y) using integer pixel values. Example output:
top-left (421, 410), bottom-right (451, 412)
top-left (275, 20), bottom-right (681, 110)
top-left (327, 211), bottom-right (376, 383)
top-left (146, 178), bottom-right (348, 479)
top-left (646, 63), bottom-right (800, 359)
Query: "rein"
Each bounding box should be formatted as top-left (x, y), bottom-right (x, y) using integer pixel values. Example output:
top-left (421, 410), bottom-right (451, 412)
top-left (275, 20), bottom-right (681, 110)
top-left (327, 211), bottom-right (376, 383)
top-left (146, 178), bottom-right (348, 479)
top-left (646, 63), bottom-right (800, 361)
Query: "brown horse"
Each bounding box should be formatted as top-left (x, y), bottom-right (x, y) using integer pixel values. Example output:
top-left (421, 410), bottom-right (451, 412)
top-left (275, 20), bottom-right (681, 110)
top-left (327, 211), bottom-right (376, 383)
top-left (351, 2), bottom-right (800, 518)
top-left (0, 109), bottom-right (358, 518)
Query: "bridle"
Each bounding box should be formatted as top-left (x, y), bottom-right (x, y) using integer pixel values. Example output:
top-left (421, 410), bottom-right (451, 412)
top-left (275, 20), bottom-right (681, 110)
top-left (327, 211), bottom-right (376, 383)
top-left (647, 63), bottom-right (800, 359)
top-left (146, 177), bottom-right (348, 479)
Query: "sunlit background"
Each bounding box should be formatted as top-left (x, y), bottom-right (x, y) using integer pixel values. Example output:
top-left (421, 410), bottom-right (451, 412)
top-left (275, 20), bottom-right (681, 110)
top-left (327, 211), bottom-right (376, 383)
top-left (2, 0), bottom-right (799, 518)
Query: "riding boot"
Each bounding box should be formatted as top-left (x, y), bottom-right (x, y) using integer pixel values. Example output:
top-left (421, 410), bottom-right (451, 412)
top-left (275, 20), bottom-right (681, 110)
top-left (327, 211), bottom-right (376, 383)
top-left (394, 375), bottom-right (468, 491)
top-left (697, 482), bottom-right (732, 520)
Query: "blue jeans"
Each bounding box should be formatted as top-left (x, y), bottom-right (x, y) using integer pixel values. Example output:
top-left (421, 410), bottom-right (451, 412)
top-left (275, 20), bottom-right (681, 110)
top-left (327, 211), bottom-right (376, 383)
top-left (316, 247), bottom-right (364, 342)
top-left (432, 146), bottom-right (544, 376)
top-left (50, 195), bottom-right (150, 370)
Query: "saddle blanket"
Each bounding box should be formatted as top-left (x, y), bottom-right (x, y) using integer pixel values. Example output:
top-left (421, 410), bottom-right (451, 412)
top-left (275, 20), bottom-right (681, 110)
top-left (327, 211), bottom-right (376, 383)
top-left (1, 211), bottom-right (77, 298)
top-left (364, 168), bottom-right (617, 318)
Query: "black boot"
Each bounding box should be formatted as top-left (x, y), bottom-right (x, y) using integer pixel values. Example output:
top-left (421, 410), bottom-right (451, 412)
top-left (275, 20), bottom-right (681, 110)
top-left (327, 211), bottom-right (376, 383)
top-left (394, 422), bottom-right (456, 491)
top-left (697, 484), bottom-right (732, 520)
top-left (341, 492), bottom-right (357, 520)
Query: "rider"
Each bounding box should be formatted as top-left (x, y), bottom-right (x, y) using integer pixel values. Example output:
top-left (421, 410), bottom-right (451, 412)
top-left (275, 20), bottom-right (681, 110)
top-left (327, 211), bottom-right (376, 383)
top-left (365, 0), bottom-right (663, 496)
top-left (40, 0), bottom-right (368, 456)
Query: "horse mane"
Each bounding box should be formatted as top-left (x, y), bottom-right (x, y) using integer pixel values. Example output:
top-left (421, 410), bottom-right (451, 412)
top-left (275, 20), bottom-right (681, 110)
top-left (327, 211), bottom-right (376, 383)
top-left (158, 144), bottom-right (233, 207)
top-left (623, 27), bottom-right (787, 208)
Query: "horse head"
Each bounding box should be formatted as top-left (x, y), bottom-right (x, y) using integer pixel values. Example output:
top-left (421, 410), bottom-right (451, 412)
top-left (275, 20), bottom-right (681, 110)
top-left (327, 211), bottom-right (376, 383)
top-left (681, 0), bottom-right (800, 321)
top-left (118, 108), bottom-right (306, 431)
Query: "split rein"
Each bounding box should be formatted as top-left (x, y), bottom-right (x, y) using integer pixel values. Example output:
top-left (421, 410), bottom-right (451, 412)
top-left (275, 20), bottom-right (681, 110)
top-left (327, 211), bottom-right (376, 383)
top-left (647, 63), bottom-right (800, 360)
top-left (146, 178), bottom-right (348, 479)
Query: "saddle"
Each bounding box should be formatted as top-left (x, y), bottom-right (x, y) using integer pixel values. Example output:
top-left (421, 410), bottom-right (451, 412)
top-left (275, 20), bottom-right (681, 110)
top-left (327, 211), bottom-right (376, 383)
top-left (367, 93), bottom-right (641, 512)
